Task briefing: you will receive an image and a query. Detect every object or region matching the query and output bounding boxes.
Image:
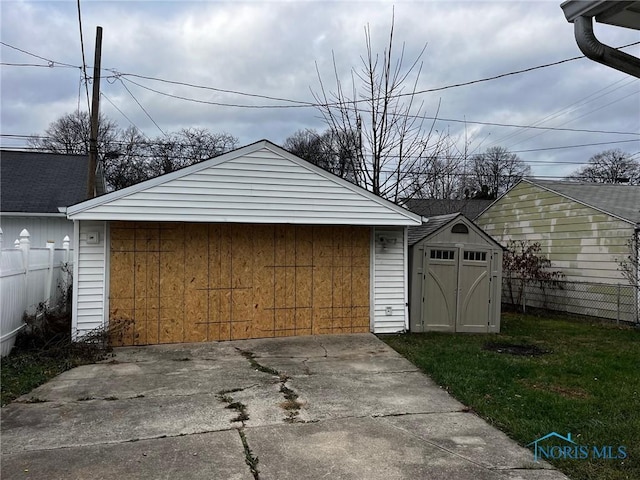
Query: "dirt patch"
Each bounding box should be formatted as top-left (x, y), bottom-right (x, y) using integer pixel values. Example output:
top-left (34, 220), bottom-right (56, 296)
top-left (483, 342), bottom-right (549, 357)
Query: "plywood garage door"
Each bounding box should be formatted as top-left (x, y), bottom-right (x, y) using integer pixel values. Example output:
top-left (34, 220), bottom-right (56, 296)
top-left (109, 222), bottom-right (370, 346)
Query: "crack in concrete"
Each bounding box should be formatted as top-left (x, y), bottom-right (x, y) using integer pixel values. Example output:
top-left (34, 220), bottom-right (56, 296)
top-left (300, 358), bottom-right (312, 375)
top-left (2, 427), bottom-right (241, 455)
top-left (215, 383), bottom-right (261, 479)
top-left (238, 429), bottom-right (260, 479)
top-left (236, 348), bottom-right (306, 424)
top-left (370, 409), bottom-right (465, 419)
top-left (374, 414), bottom-right (526, 475)
top-left (313, 338), bottom-right (329, 358)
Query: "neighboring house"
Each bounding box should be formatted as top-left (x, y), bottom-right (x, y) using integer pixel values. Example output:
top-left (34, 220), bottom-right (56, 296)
top-left (0, 150), bottom-right (104, 246)
top-left (408, 213), bottom-right (503, 333)
top-left (476, 179), bottom-right (640, 321)
top-left (403, 198), bottom-right (494, 220)
top-left (65, 140), bottom-right (422, 345)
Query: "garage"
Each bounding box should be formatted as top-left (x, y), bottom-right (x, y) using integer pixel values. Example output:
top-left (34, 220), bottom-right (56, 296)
top-left (66, 140), bottom-right (422, 345)
top-left (408, 213), bottom-right (503, 333)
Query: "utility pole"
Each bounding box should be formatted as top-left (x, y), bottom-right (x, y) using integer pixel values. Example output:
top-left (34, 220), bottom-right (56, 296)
top-left (87, 26), bottom-right (103, 198)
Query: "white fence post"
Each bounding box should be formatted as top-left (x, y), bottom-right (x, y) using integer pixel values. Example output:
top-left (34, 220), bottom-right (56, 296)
top-left (0, 228), bottom-right (3, 257)
top-left (45, 240), bottom-right (56, 304)
top-left (19, 229), bottom-right (30, 266)
top-left (63, 235), bottom-right (71, 264)
top-left (19, 228), bottom-right (30, 291)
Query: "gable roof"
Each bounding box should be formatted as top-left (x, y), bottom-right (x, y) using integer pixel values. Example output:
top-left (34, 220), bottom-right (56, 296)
top-left (408, 212), bottom-right (504, 248)
top-left (1, 150), bottom-right (92, 214)
top-left (66, 140), bottom-right (422, 226)
top-left (408, 213), bottom-right (460, 245)
top-left (525, 179), bottom-right (640, 224)
top-left (403, 198), bottom-right (494, 219)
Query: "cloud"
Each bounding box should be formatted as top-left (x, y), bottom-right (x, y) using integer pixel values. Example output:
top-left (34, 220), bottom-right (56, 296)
top-left (1, 0), bottom-right (638, 179)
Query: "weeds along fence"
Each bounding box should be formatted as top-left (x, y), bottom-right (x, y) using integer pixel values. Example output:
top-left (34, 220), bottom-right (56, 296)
top-left (0, 229), bottom-right (73, 356)
top-left (503, 277), bottom-right (639, 325)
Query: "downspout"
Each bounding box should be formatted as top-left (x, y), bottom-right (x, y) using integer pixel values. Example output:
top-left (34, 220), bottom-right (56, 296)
top-left (573, 16), bottom-right (640, 78)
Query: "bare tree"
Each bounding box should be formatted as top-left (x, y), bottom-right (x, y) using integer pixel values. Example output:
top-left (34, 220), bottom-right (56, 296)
top-left (405, 137), bottom-right (464, 199)
top-left (145, 128), bottom-right (238, 177)
top-left (30, 112), bottom-right (239, 190)
top-left (284, 128), bottom-right (358, 182)
top-left (312, 13), bottom-right (446, 203)
top-left (566, 149), bottom-right (640, 184)
top-left (470, 146), bottom-right (531, 199)
top-left (102, 126), bottom-right (150, 191)
top-left (28, 111), bottom-right (119, 160)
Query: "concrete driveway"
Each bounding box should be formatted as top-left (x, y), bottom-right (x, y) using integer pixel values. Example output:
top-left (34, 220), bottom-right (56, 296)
top-left (1, 334), bottom-right (568, 479)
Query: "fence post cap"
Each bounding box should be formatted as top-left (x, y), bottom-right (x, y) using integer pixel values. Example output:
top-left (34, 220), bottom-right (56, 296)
top-left (63, 235), bottom-right (70, 242)
top-left (19, 229), bottom-right (30, 238)
top-left (14, 239), bottom-right (20, 248)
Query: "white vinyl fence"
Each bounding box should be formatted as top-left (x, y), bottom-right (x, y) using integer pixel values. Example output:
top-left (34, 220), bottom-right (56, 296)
top-left (0, 228), bottom-right (72, 357)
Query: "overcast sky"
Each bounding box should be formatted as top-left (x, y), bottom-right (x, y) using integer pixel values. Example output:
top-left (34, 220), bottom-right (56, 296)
top-left (1, 0), bottom-right (639, 179)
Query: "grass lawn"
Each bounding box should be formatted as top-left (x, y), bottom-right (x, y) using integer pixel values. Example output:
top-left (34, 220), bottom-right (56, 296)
top-left (1, 331), bottom-right (111, 406)
top-left (381, 312), bottom-right (640, 480)
top-left (1, 352), bottom-right (74, 406)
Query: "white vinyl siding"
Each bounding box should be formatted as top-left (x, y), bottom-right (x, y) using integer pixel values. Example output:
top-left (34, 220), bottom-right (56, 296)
top-left (477, 182), bottom-right (634, 284)
top-left (372, 227), bottom-right (408, 333)
top-left (67, 144), bottom-right (420, 227)
top-left (72, 221), bottom-right (107, 337)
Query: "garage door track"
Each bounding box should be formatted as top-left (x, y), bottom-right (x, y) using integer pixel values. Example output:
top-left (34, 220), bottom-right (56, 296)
top-left (1, 334), bottom-right (569, 479)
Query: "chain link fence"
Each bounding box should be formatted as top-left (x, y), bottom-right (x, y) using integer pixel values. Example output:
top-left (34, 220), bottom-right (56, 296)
top-left (502, 277), bottom-right (640, 325)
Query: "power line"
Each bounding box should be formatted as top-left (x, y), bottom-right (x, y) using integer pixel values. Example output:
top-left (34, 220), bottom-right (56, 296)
top-left (121, 76), bottom-right (639, 136)
top-left (505, 87), bottom-right (640, 150)
top-left (0, 62), bottom-right (78, 69)
top-left (486, 77), bottom-right (638, 149)
top-left (75, 0), bottom-right (91, 114)
top-left (4, 40), bottom-right (639, 137)
top-left (113, 71), bottom-right (315, 106)
top-left (510, 139), bottom-right (638, 153)
top-left (118, 79), bottom-right (166, 136)
top-left (409, 42), bottom-right (640, 97)
top-left (119, 76), bottom-right (302, 109)
top-left (100, 92), bottom-right (150, 140)
top-left (109, 41), bottom-right (640, 109)
top-left (0, 41), bottom-right (81, 68)
top-left (3, 133), bottom-right (636, 159)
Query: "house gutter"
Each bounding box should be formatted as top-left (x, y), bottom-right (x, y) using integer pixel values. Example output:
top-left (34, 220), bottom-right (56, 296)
top-left (572, 15), bottom-right (640, 78)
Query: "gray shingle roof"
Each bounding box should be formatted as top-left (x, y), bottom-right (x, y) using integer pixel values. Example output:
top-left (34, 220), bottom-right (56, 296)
top-left (408, 213), bottom-right (461, 246)
top-left (1, 150), bottom-right (91, 213)
top-left (403, 198), bottom-right (494, 219)
top-left (528, 179), bottom-right (640, 224)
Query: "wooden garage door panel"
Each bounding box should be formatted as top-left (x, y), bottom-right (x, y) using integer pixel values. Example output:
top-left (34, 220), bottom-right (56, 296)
top-left (109, 223), bottom-right (370, 346)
